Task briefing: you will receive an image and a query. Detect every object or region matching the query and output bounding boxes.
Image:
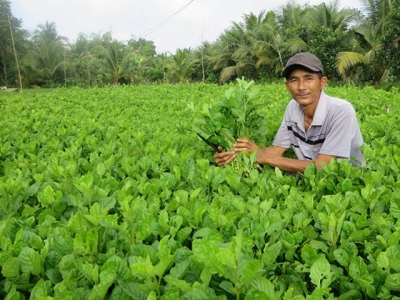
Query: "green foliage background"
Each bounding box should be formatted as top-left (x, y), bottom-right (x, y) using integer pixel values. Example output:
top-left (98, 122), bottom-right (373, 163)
top-left (1, 0), bottom-right (400, 88)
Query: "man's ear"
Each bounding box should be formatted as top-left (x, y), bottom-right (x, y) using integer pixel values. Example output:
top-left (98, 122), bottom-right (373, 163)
top-left (285, 80), bottom-right (290, 91)
top-left (320, 76), bottom-right (328, 89)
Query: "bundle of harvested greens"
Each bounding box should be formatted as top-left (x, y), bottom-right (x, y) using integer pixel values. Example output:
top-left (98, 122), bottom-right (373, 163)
top-left (189, 78), bottom-right (267, 175)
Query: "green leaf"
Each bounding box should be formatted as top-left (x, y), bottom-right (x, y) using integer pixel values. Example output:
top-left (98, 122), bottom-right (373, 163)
top-left (387, 245), bottom-right (400, 272)
top-left (130, 256), bottom-right (155, 279)
top-left (1, 257), bottom-right (20, 277)
top-left (200, 266), bottom-right (212, 285)
top-left (262, 241), bottom-right (282, 265)
top-left (309, 240), bottom-right (328, 253)
top-left (385, 273), bottom-right (400, 291)
top-left (118, 281), bottom-right (148, 299)
top-left (354, 275), bottom-right (374, 289)
top-left (147, 291), bottom-right (157, 300)
top-left (50, 227), bottom-right (73, 255)
top-left (38, 185), bottom-right (56, 207)
top-left (336, 290), bottom-right (359, 300)
top-left (333, 248), bottom-right (350, 267)
top-left (24, 230), bottom-right (44, 250)
top-left (245, 290), bottom-right (270, 300)
top-left (96, 162), bottom-right (106, 177)
top-left (161, 287), bottom-right (184, 300)
top-left (30, 279), bottom-right (50, 300)
top-left (240, 259), bottom-right (263, 286)
top-left (158, 210), bottom-right (170, 233)
top-left (26, 182), bottom-right (41, 196)
top-left (4, 285), bottom-right (23, 300)
top-left (45, 268), bottom-right (62, 285)
top-left (250, 277), bottom-right (278, 298)
top-left (109, 286), bottom-right (133, 300)
top-left (388, 230), bottom-right (400, 246)
top-left (154, 254), bottom-right (175, 279)
top-left (67, 211), bottom-right (89, 235)
top-left (88, 261), bottom-right (117, 300)
top-left (275, 167), bottom-right (283, 179)
top-left (18, 247), bottom-right (42, 275)
top-left (348, 257), bottom-right (368, 279)
top-left (164, 275), bottom-right (191, 293)
top-left (390, 199), bottom-right (400, 218)
top-left (169, 260), bottom-right (190, 279)
top-left (75, 259), bottom-right (99, 285)
top-left (340, 178), bottom-right (353, 192)
top-left (309, 257), bottom-right (331, 289)
top-left (301, 244), bottom-right (318, 266)
top-left (99, 214), bottom-right (119, 229)
top-left (176, 227), bottom-right (192, 244)
top-left (183, 283), bottom-right (224, 300)
top-left (219, 280), bottom-right (235, 294)
top-left (377, 251), bottom-right (390, 270)
top-left (306, 288), bottom-right (331, 299)
top-left (215, 247), bottom-right (237, 271)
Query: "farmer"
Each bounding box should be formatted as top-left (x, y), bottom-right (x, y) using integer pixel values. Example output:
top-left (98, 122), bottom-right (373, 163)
top-left (214, 52), bottom-right (364, 173)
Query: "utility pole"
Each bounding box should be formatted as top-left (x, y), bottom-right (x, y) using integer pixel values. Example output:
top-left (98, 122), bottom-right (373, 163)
top-left (201, 23), bottom-right (205, 83)
top-left (8, 16), bottom-right (23, 91)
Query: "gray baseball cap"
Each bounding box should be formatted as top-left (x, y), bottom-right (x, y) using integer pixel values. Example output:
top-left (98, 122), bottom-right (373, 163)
top-left (282, 52), bottom-right (324, 78)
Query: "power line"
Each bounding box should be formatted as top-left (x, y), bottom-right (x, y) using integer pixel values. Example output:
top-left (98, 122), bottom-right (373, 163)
top-left (139, 0), bottom-right (195, 38)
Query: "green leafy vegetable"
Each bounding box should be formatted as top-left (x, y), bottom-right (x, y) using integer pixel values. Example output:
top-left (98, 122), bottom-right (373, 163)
top-left (189, 78), bottom-right (267, 175)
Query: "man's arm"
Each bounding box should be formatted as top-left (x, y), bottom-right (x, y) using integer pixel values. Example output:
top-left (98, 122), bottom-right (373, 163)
top-left (214, 142), bottom-right (286, 166)
top-left (257, 151), bottom-right (336, 173)
top-left (234, 139), bottom-right (336, 173)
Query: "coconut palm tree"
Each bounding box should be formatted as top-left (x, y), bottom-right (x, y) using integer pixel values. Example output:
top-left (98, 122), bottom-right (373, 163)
top-left (126, 38), bottom-right (157, 84)
top-left (165, 48), bottom-right (199, 83)
top-left (211, 11), bottom-right (269, 84)
top-left (307, 0), bottom-right (358, 31)
top-left (273, 1), bottom-right (354, 79)
top-left (249, 10), bottom-right (287, 75)
top-left (95, 40), bottom-right (135, 85)
top-left (276, 0), bottom-right (308, 30)
top-left (28, 21), bottom-right (67, 85)
top-left (67, 34), bottom-right (93, 86)
top-left (275, 1), bottom-right (311, 59)
top-left (335, 0), bottom-right (394, 82)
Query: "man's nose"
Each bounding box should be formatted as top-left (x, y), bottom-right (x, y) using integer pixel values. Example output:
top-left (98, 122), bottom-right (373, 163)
top-left (297, 79), bottom-right (306, 90)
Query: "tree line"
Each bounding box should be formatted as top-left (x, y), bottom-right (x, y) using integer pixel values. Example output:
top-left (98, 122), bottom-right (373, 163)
top-left (0, 0), bottom-right (399, 88)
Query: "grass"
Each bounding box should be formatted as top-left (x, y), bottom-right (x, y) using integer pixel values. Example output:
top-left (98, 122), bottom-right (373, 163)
top-left (0, 88), bottom-right (59, 99)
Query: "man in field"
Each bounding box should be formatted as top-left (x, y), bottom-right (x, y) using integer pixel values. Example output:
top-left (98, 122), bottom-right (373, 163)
top-left (214, 52), bottom-right (364, 172)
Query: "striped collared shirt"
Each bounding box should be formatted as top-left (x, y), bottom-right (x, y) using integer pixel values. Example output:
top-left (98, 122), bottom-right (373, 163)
top-left (273, 91), bottom-right (364, 166)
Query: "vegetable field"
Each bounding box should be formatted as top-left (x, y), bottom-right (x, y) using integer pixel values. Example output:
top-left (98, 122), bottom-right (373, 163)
top-left (1, 83), bottom-right (400, 299)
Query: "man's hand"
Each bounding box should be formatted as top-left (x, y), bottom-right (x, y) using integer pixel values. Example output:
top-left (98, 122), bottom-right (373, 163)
top-left (233, 138), bottom-right (260, 154)
top-left (214, 139), bottom-right (260, 166)
top-left (214, 146), bottom-right (236, 166)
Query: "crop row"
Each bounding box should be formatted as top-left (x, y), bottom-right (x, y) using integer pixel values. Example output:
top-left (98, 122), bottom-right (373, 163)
top-left (0, 84), bottom-right (400, 299)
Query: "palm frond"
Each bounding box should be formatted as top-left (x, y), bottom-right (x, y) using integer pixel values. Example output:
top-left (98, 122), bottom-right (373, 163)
top-left (219, 66), bottom-right (239, 84)
top-left (286, 36), bottom-right (309, 54)
top-left (336, 51), bottom-right (367, 75)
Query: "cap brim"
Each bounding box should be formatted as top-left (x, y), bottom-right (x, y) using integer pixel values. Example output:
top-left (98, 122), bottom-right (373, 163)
top-left (282, 64), bottom-right (321, 78)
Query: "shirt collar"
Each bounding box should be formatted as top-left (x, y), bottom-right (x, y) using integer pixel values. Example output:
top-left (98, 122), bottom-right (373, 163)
top-left (312, 91), bottom-right (328, 125)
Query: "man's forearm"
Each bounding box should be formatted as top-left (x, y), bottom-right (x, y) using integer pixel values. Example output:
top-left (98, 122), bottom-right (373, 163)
top-left (256, 146), bottom-right (312, 173)
top-left (257, 149), bottom-right (337, 173)
top-left (259, 154), bottom-right (314, 173)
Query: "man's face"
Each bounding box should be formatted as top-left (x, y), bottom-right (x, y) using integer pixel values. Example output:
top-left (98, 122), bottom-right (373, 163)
top-left (285, 68), bottom-right (327, 108)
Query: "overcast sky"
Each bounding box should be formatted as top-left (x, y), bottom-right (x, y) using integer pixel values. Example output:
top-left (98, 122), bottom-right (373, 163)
top-left (10, 0), bottom-right (362, 54)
